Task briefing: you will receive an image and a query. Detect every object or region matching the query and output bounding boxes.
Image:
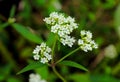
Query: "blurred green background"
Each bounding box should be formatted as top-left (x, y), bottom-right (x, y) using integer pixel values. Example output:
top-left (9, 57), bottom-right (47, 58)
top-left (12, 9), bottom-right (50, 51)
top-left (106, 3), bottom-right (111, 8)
top-left (0, 0), bottom-right (120, 82)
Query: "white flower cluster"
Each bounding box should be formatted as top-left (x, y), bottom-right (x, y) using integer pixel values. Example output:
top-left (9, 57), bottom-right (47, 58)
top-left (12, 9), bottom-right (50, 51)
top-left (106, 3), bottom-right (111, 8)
top-left (43, 12), bottom-right (78, 47)
top-left (29, 73), bottom-right (47, 82)
top-left (60, 35), bottom-right (75, 47)
top-left (78, 30), bottom-right (98, 52)
top-left (33, 42), bottom-right (52, 64)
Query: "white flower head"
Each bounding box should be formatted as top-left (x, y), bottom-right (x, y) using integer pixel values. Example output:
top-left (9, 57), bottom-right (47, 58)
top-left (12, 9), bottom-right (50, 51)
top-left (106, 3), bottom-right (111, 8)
top-left (33, 42), bottom-right (52, 64)
top-left (29, 73), bottom-right (47, 82)
top-left (78, 30), bottom-right (98, 52)
top-left (44, 12), bottom-right (78, 47)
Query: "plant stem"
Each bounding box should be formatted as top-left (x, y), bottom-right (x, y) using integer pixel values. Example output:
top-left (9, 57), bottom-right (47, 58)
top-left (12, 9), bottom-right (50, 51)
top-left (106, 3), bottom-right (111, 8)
top-left (52, 66), bottom-right (67, 82)
top-left (51, 36), bottom-right (57, 63)
top-left (56, 47), bottom-right (80, 64)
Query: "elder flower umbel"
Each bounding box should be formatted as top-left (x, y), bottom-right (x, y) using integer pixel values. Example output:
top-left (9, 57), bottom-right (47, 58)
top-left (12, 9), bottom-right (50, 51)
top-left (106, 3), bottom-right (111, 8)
top-left (78, 30), bottom-right (98, 52)
top-left (43, 12), bottom-right (78, 47)
top-left (33, 42), bottom-right (52, 64)
top-left (29, 73), bottom-right (47, 82)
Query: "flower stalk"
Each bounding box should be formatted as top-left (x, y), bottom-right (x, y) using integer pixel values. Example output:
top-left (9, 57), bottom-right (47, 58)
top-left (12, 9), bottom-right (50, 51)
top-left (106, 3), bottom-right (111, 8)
top-left (52, 66), bottom-right (67, 82)
top-left (55, 47), bottom-right (81, 64)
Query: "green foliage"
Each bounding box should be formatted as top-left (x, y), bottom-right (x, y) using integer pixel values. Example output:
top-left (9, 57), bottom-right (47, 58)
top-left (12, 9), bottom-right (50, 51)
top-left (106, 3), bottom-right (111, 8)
top-left (68, 73), bottom-right (90, 82)
top-left (35, 66), bottom-right (49, 79)
top-left (0, 0), bottom-right (120, 82)
top-left (60, 60), bottom-right (88, 71)
top-left (32, 0), bottom-right (46, 7)
top-left (0, 64), bottom-right (12, 81)
top-left (9, 5), bottom-right (16, 18)
top-left (90, 74), bottom-right (120, 82)
top-left (12, 23), bottom-right (43, 43)
top-left (7, 77), bottom-right (21, 82)
top-left (17, 61), bottom-right (44, 74)
top-left (46, 32), bottom-right (55, 46)
top-left (0, 22), bottom-right (9, 30)
top-left (114, 4), bottom-right (120, 27)
top-left (114, 4), bottom-right (120, 39)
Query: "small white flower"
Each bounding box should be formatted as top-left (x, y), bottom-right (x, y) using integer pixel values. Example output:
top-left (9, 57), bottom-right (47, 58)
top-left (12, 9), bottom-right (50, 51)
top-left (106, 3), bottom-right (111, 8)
top-left (29, 73), bottom-right (41, 82)
top-left (29, 73), bottom-right (47, 82)
top-left (33, 45), bottom-right (40, 55)
top-left (40, 43), bottom-right (46, 48)
top-left (81, 44), bottom-right (92, 52)
top-left (51, 24), bottom-right (60, 33)
top-left (60, 35), bottom-right (76, 47)
top-left (46, 46), bottom-right (51, 53)
top-left (44, 52), bottom-right (52, 60)
top-left (86, 31), bottom-right (92, 39)
top-left (90, 40), bottom-right (98, 49)
top-left (33, 55), bottom-right (40, 60)
top-left (43, 18), bottom-right (51, 24)
top-left (41, 58), bottom-right (48, 64)
top-left (81, 30), bottom-right (86, 36)
top-left (93, 44), bottom-right (98, 49)
top-left (66, 16), bottom-right (75, 23)
top-left (78, 39), bottom-right (84, 45)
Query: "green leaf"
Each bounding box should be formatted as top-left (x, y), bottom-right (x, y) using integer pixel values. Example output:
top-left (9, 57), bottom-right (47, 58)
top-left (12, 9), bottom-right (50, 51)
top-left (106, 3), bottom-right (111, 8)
top-left (46, 32), bottom-right (55, 46)
top-left (114, 4), bottom-right (120, 27)
top-left (7, 77), bottom-right (21, 82)
top-left (12, 23), bottom-right (43, 43)
top-left (17, 61), bottom-right (44, 74)
top-left (91, 74), bottom-right (120, 82)
top-left (35, 65), bottom-right (49, 79)
top-left (60, 60), bottom-right (88, 71)
top-left (0, 22), bottom-right (9, 30)
top-left (68, 73), bottom-right (90, 82)
top-left (9, 5), bottom-right (16, 18)
top-left (114, 4), bottom-right (120, 39)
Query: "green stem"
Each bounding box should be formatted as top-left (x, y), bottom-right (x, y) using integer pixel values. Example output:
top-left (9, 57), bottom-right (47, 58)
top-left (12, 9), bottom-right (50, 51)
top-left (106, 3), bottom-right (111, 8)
top-left (51, 35), bottom-right (57, 63)
top-left (56, 47), bottom-right (80, 64)
top-left (52, 66), bottom-right (67, 82)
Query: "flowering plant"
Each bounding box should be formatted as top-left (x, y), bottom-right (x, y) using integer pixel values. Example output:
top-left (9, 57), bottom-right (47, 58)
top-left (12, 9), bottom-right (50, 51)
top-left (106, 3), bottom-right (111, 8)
top-left (17, 12), bottom-right (98, 82)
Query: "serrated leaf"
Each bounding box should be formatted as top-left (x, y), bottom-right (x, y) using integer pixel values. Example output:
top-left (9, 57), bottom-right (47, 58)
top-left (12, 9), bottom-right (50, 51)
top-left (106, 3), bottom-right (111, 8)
top-left (17, 61), bottom-right (44, 75)
top-left (12, 23), bottom-right (43, 43)
top-left (60, 60), bottom-right (88, 71)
